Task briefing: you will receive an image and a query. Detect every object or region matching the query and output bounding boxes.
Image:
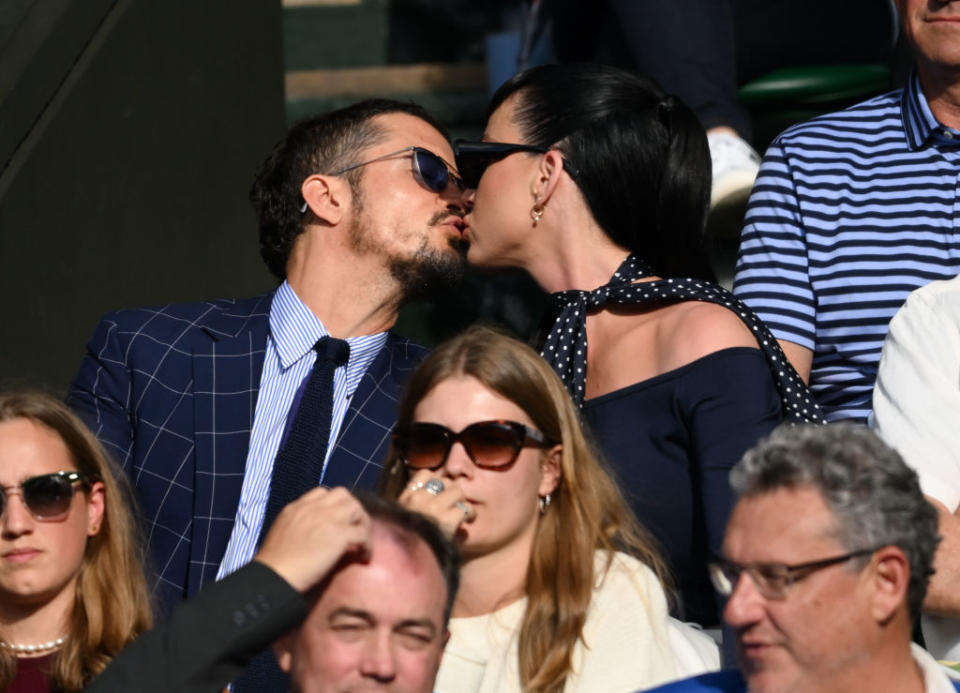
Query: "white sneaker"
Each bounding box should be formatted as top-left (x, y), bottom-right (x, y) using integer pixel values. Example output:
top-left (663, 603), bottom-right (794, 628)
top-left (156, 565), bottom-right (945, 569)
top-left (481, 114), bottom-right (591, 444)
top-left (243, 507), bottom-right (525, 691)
top-left (707, 130), bottom-right (761, 211)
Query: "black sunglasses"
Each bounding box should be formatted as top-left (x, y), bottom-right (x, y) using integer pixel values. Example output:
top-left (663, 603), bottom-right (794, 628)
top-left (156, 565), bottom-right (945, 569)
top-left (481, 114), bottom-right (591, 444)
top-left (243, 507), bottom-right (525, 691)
top-left (393, 420), bottom-right (554, 470)
top-left (453, 140), bottom-right (581, 189)
top-left (300, 146), bottom-right (463, 212)
top-left (0, 471), bottom-right (90, 521)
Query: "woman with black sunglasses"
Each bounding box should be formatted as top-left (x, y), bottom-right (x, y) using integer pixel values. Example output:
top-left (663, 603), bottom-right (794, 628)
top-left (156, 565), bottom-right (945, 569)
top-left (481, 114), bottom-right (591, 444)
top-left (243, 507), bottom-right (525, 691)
top-left (381, 326), bottom-right (718, 692)
top-left (0, 392), bottom-right (151, 692)
top-left (452, 63), bottom-right (822, 636)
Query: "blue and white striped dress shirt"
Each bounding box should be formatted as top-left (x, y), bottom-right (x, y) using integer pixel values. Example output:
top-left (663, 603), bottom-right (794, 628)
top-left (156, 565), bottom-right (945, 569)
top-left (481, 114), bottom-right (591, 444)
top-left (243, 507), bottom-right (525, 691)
top-left (216, 281), bottom-right (388, 580)
top-left (734, 71), bottom-right (960, 422)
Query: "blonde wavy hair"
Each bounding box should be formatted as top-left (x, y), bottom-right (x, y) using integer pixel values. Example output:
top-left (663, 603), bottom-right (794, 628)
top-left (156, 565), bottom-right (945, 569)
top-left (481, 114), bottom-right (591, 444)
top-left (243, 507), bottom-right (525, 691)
top-left (380, 326), bottom-right (670, 692)
top-left (0, 392), bottom-right (152, 692)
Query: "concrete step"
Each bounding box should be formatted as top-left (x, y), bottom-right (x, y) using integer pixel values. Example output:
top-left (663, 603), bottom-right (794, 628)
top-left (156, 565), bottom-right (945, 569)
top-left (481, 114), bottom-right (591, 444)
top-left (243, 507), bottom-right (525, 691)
top-left (282, 0), bottom-right (491, 128)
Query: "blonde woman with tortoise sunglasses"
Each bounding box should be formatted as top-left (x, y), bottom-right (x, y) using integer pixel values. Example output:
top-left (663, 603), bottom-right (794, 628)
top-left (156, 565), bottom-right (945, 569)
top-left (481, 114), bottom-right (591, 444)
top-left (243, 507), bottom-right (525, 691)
top-left (381, 327), bottom-right (717, 693)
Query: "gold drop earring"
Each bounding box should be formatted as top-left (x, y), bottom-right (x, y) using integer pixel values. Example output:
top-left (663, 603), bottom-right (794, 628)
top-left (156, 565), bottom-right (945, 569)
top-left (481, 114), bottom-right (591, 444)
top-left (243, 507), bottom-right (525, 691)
top-left (530, 196), bottom-right (544, 226)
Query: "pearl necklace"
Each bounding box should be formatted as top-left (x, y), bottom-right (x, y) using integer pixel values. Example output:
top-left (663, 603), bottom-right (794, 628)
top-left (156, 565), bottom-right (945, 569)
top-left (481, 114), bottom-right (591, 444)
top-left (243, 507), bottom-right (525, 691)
top-left (0, 636), bottom-right (66, 654)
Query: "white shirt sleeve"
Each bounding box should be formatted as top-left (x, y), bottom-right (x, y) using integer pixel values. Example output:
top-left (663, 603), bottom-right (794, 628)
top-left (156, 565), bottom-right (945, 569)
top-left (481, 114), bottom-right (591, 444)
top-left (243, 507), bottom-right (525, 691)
top-left (873, 280), bottom-right (960, 511)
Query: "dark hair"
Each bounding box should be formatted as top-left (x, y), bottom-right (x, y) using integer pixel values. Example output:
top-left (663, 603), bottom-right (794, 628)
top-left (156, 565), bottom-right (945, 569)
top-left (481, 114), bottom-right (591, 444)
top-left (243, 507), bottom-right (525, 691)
top-left (250, 99), bottom-right (450, 279)
top-left (354, 492), bottom-right (460, 624)
top-left (489, 63), bottom-right (714, 281)
top-left (732, 424), bottom-right (940, 622)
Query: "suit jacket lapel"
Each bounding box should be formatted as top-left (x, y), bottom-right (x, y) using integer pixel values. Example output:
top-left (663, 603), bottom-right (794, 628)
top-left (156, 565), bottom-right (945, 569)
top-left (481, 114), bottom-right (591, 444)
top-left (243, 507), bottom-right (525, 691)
top-left (322, 334), bottom-right (425, 490)
top-left (189, 296), bottom-right (270, 596)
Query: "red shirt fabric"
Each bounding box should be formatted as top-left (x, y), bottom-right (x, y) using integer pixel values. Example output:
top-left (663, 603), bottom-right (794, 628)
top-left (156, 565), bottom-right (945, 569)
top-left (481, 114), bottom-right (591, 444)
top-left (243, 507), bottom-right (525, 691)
top-left (7, 653), bottom-right (55, 693)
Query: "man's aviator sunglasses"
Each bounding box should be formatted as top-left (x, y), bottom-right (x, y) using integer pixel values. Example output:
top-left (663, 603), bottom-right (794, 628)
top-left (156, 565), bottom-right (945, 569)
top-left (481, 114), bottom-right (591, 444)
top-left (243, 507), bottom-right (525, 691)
top-left (393, 420), bottom-right (554, 470)
top-left (299, 146), bottom-right (463, 212)
top-left (0, 471), bottom-right (90, 521)
top-left (454, 140), bottom-right (581, 189)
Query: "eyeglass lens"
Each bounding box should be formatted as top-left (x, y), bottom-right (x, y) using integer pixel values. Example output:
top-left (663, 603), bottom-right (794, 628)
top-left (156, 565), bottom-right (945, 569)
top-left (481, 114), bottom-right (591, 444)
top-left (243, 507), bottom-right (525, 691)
top-left (412, 149), bottom-right (463, 193)
top-left (413, 149), bottom-right (448, 192)
top-left (711, 562), bottom-right (792, 599)
top-left (454, 142), bottom-right (548, 188)
top-left (457, 153), bottom-right (503, 189)
top-left (402, 422), bottom-right (529, 469)
top-left (0, 473), bottom-right (80, 520)
top-left (708, 563), bottom-right (738, 597)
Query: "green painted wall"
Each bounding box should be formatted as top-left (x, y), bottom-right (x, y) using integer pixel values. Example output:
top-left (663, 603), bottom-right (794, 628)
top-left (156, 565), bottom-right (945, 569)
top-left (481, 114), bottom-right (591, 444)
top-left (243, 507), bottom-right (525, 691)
top-left (0, 0), bottom-right (284, 393)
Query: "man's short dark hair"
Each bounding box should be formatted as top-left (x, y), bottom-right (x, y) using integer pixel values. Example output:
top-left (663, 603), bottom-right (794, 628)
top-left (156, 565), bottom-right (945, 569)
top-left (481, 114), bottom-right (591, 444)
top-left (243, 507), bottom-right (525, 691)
top-left (354, 492), bottom-right (460, 624)
top-left (731, 424), bottom-right (940, 622)
top-left (250, 99), bottom-right (450, 280)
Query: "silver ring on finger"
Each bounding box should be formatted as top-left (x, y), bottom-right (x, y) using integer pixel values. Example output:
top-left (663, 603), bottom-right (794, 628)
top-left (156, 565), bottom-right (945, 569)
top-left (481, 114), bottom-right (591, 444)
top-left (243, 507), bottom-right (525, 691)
top-left (424, 479), bottom-right (445, 496)
top-left (406, 481), bottom-right (425, 493)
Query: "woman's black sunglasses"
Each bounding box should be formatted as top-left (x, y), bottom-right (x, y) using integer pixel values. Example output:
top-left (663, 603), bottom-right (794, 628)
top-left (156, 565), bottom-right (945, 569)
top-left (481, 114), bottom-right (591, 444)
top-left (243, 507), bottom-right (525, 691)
top-left (299, 146), bottom-right (463, 212)
top-left (453, 140), bottom-right (581, 189)
top-left (393, 420), bottom-right (554, 470)
top-left (0, 471), bottom-right (90, 521)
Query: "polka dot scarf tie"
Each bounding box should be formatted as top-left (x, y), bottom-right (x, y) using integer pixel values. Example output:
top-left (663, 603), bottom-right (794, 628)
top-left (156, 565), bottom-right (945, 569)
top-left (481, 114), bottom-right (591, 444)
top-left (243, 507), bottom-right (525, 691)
top-left (540, 254), bottom-right (824, 423)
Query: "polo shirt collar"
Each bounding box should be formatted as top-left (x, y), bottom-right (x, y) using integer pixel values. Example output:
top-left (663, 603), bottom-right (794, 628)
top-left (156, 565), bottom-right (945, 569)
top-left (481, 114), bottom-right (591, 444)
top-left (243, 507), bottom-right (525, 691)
top-left (902, 69), bottom-right (960, 150)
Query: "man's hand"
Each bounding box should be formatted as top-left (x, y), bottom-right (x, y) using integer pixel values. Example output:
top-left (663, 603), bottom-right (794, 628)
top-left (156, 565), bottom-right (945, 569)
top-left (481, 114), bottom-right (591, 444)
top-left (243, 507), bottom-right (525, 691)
top-left (254, 487), bottom-right (372, 593)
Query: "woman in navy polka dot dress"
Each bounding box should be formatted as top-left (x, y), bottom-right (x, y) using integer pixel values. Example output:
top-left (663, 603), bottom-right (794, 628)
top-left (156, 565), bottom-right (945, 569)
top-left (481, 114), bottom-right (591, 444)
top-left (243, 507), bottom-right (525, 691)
top-left (454, 63), bottom-right (821, 632)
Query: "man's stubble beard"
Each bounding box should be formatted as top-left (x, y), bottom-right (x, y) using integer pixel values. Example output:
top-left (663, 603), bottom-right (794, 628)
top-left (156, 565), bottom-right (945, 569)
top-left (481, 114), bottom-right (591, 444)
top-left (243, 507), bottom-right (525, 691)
top-left (348, 207), bottom-right (468, 303)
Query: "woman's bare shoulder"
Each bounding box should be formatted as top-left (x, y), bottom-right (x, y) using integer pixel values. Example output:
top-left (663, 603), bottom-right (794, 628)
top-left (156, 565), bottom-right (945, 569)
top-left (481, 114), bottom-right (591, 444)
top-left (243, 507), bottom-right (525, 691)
top-left (658, 301), bottom-right (759, 369)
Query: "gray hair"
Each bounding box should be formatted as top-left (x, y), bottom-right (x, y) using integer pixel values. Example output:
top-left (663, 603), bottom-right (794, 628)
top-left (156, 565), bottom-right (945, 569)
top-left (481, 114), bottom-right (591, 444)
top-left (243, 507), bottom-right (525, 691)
top-left (731, 423), bottom-right (939, 621)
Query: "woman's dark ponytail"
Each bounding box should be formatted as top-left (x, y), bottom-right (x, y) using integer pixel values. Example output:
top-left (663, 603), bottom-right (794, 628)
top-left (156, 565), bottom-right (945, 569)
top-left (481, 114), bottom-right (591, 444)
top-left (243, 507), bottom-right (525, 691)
top-left (490, 64), bottom-right (715, 281)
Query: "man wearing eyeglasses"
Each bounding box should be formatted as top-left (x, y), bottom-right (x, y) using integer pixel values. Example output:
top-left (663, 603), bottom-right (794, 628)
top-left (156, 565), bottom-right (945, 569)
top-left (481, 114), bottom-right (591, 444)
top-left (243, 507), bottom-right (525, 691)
top-left (644, 424), bottom-right (957, 693)
top-left (67, 98), bottom-right (467, 677)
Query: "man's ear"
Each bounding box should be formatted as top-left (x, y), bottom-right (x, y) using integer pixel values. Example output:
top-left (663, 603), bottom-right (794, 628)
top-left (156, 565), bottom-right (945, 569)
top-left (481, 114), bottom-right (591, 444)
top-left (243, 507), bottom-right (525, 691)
top-left (301, 175), bottom-right (350, 226)
top-left (869, 546), bottom-right (910, 624)
top-left (273, 631), bottom-right (296, 674)
top-left (539, 444), bottom-right (562, 497)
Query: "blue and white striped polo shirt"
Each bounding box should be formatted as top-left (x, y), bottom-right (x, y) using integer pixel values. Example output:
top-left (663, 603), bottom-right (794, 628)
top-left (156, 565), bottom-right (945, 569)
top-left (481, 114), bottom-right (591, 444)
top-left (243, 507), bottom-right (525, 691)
top-left (733, 72), bottom-right (960, 422)
top-left (216, 280), bottom-right (388, 580)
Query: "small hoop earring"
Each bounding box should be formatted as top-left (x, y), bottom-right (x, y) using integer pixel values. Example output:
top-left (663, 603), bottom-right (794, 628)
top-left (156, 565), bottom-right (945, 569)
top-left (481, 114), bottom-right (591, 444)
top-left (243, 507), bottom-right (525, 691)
top-left (539, 493), bottom-right (552, 514)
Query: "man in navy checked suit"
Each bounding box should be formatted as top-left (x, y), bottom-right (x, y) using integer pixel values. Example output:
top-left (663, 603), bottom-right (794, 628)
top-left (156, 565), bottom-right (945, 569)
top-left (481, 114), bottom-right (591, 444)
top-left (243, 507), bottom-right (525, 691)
top-left (68, 99), bottom-right (468, 614)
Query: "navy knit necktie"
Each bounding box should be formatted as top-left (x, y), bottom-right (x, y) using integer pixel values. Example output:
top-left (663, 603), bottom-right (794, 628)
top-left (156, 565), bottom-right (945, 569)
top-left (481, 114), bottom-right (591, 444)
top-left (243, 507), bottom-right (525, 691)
top-left (236, 336), bottom-right (350, 693)
top-left (259, 335), bottom-right (351, 543)
top-left (540, 254), bottom-right (824, 423)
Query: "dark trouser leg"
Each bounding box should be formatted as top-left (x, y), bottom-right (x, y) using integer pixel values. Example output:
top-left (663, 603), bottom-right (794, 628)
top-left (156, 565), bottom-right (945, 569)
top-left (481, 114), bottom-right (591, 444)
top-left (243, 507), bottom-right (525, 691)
top-left (601, 0), bottom-right (750, 138)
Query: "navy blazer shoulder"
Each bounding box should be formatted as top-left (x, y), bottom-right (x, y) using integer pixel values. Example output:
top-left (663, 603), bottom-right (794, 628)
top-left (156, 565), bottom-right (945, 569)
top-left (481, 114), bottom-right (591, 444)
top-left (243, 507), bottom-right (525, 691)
top-left (638, 668), bottom-right (960, 692)
top-left (86, 562), bottom-right (304, 693)
top-left (68, 292), bottom-right (428, 611)
top-left (639, 670), bottom-right (745, 692)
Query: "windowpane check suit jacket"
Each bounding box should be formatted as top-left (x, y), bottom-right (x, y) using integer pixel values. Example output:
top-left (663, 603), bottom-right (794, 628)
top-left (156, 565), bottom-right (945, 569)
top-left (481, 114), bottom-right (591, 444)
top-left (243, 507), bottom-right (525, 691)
top-left (67, 292), bottom-right (428, 612)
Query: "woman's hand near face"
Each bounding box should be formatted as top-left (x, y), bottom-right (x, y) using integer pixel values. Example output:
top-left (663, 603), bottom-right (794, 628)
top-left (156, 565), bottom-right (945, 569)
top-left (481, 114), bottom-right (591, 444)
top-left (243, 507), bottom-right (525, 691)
top-left (398, 469), bottom-right (476, 540)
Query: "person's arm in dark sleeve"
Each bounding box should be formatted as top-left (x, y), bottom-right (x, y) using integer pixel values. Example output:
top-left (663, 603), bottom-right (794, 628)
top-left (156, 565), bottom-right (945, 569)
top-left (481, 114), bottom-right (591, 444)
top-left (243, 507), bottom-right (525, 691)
top-left (66, 313), bottom-right (136, 470)
top-left (88, 486), bottom-right (374, 693)
top-left (86, 561), bottom-right (306, 693)
top-left (684, 349), bottom-right (781, 665)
